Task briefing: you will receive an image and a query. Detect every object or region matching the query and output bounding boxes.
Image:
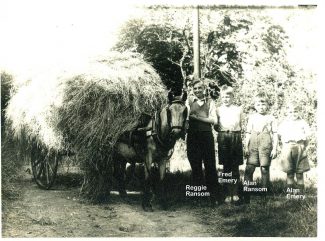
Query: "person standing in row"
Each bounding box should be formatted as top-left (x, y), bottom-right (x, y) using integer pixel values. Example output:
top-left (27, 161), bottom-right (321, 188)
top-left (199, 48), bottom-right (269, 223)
top-left (278, 102), bottom-right (311, 191)
top-left (186, 79), bottom-right (222, 207)
top-left (243, 92), bottom-right (278, 203)
top-left (216, 85), bottom-right (244, 204)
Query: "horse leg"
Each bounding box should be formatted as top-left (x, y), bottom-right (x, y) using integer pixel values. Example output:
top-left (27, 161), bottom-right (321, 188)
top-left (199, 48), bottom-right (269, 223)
top-left (142, 153), bottom-right (153, 212)
top-left (113, 156), bottom-right (127, 198)
top-left (158, 160), bottom-right (168, 210)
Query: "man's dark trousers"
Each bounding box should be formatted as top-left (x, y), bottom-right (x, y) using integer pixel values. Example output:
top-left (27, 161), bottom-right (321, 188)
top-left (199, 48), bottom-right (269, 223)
top-left (187, 130), bottom-right (222, 203)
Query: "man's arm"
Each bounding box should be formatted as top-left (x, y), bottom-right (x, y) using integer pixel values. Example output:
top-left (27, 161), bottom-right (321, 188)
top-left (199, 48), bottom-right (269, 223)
top-left (189, 100), bottom-right (218, 125)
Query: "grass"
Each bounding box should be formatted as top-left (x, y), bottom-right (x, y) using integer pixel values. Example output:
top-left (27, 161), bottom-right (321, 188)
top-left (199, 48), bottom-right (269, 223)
top-left (1, 135), bottom-right (25, 205)
top-left (2, 161), bottom-right (317, 237)
top-left (196, 194), bottom-right (317, 237)
top-left (119, 166), bottom-right (317, 237)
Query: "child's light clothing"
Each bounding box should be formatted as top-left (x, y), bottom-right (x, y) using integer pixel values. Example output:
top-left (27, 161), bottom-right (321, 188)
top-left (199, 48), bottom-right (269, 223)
top-left (278, 119), bottom-right (310, 143)
top-left (278, 119), bottom-right (310, 173)
top-left (216, 105), bottom-right (244, 165)
top-left (246, 113), bottom-right (277, 167)
top-left (217, 105), bottom-right (242, 132)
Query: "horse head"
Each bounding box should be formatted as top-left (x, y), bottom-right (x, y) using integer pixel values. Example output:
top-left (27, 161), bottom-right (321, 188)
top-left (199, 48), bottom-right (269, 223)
top-left (164, 90), bottom-right (188, 139)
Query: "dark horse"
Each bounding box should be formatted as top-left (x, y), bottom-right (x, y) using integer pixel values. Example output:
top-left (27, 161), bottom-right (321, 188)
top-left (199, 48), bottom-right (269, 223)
top-left (113, 91), bottom-right (188, 211)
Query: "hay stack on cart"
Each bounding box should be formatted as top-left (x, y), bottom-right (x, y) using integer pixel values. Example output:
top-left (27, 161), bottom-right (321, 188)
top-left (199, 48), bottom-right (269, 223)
top-left (5, 52), bottom-right (167, 201)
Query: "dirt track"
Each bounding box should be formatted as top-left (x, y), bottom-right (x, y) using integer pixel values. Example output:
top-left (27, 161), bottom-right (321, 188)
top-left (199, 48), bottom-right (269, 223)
top-left (2, 168), bottom-right (317, 237)
top-left (2, 174), bottom-right (216, 237)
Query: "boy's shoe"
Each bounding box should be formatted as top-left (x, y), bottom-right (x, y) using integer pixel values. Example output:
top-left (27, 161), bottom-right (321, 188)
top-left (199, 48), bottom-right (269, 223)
top-left (232, 195), bottom-right (240, 202)
top-left (225, 196), bottom-right (232, 204)
top-left (232, 195), bottom-right (242, 205)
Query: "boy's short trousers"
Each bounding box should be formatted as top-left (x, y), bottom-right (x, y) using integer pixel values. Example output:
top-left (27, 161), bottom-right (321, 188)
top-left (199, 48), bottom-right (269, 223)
top-left (247, 131), bottom-right (272, 167)
top-left (280, 142), bottom-right (310, 173)
top-left (217, 131), bottom-right (243, 165)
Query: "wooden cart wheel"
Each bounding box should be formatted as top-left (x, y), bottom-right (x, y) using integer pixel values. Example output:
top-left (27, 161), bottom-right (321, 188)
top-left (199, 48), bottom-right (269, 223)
top-left (31, 145), bottom-right (59, 189)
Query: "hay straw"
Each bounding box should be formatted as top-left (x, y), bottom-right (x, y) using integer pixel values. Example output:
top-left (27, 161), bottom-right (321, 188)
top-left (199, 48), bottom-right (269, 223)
top-left (58, 52), bottom-right (167, 154)
top-left (5, 51), bottom-right (167, 201)
top-left (5, 71), bottom-right (66, 151)
top-left (57, 52), bottom-right (167, 200)
top-left (6, 52), bottom-right (166, 152)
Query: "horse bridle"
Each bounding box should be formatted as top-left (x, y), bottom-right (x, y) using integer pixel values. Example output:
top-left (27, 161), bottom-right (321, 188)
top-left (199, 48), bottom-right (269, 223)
top-left (152, 100), bottom-right (188, 150)
top-left (165, 100), bottom-right (188, 131)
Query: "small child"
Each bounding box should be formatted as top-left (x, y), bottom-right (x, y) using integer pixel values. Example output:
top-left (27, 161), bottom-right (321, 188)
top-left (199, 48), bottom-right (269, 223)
top-left (278, 102), bottom-right (310, 191)
top-left (216, 85), bottom-right (244, 204)
top-left (244, 92), bottom-right (278, 203)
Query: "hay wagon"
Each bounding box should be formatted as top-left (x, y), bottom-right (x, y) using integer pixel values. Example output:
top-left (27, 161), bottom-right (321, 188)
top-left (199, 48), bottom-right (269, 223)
top-left (5, 52), bottom-right (167, 191)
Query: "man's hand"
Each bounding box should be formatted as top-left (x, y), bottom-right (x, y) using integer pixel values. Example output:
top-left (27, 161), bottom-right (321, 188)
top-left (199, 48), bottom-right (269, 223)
top-left (189, 113), bottom-right (215, 125)
top-left (189, 113), bottom-right (197, 120)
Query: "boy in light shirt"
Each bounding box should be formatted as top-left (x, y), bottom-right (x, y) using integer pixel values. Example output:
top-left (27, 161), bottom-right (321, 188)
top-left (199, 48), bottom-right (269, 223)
top-left (216, 85), bottom-right (244, 204)
top-left (278, 103), bottom-right (311, 190)
top-left (243, 92), bottom-right (278, 203)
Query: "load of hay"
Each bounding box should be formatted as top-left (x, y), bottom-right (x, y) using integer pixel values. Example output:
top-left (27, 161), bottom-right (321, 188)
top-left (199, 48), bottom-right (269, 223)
top-left (58, 52), bottom-right (167, 200)
top-left (5, 70), bottom-right (66, 152)
top-left (5, 52), bottom-right (167, 201)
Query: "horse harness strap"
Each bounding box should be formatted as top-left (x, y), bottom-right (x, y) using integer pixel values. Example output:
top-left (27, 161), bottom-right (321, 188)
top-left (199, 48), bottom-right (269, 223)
top-left (130, 99), bottom-right (187, 153)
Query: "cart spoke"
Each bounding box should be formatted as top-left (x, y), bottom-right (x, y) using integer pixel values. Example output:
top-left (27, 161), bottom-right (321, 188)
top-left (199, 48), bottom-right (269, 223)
top-left (45, 162), bottom-right (50, 184)
top-left (32, 158), bottom-right (42, 167)
top-left (36, 163), bottom-right (44, 179)
top-left (48, 160), bottom-right (54, 174)
top-left (42, 163), bottom-right (47, 181)
top-left (31, 147), bottom-right (59, 189)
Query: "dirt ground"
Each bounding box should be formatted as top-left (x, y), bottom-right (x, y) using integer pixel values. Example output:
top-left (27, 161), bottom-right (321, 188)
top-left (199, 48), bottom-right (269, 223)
top-left (2, 167), bottom-right (317, 238)
top-left (2, 173), bottom-right (216, 237)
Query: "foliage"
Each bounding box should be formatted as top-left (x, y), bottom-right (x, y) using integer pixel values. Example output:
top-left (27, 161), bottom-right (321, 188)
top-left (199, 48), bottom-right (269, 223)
top-left (115, 7), bottom-right (317, 163)
top-left (1, 135), bottom-right (24, 202)
top-left (1, 72), bottom-right (13, 132)
top-left (115, 20), bottom-right (187, 94)
top-left (114, 8), bottom-right (267, 89)
top-left (1, 72), bottom-right (25, 204)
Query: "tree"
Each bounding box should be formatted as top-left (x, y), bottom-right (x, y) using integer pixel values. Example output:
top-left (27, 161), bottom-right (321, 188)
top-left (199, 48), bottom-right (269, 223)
top-left (114, 6), bottom-right (317, 163)
top-left (114, 20), bottom-right (188, 94)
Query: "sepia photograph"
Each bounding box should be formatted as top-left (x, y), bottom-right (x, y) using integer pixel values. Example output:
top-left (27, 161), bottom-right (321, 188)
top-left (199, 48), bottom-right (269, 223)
top-left (1, 0), bottom-right (319, 238)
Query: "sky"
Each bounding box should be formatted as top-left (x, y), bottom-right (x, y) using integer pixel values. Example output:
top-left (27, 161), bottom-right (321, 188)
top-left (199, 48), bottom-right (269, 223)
top-left (0, 0), bottom-right (142, 79)
top-left (0, 0), bottom-right (317, 76)
top-left (0, 0), bottom-right (320, 80)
